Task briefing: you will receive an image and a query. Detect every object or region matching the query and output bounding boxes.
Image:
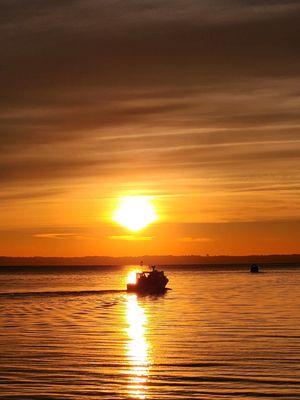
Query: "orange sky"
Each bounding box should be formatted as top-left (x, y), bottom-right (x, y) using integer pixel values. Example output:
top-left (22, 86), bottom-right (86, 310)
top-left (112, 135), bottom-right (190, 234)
top-left (0, 1), bottom-right (300, 256)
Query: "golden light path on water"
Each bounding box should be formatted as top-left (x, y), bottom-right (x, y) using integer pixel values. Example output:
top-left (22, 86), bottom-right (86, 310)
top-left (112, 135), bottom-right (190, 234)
top-left (126, 294), bottom-right (149, 400)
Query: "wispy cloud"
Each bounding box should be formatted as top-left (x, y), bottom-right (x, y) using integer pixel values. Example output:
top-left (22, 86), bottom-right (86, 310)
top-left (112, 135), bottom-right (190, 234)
top-left (178, 237), bottom-right (214, 243)
top-left (34, 233), bottom-right (86, 240)
top-left (108, 235), bottom-right (153, 241)
top-left (0, 0), bottom-right (299, 245)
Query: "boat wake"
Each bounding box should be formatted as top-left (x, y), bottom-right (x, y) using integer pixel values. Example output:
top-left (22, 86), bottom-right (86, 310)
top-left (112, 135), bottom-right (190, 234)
top-left (0, 289), bottom-right (126, 298)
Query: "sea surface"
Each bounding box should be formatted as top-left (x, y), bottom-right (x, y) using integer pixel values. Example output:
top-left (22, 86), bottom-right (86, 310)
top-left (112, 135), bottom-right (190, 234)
top-left (0, 265), bottom-right (299, 400)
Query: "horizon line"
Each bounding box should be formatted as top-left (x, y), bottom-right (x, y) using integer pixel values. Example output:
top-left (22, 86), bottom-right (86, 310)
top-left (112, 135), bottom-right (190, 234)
top-left (0, 254), bottom-right (300, 259)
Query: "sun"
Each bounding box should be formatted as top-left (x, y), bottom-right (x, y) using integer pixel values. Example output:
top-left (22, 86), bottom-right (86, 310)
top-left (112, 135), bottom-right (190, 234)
top-left (113, 196), bottom-right (157, 232)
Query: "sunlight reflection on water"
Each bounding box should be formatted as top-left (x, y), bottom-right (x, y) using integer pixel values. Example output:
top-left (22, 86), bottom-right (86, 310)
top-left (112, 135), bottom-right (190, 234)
top-left (0, 268), bottom-right (300, 399)
top-left (126, 294), bottom-right (149, 400)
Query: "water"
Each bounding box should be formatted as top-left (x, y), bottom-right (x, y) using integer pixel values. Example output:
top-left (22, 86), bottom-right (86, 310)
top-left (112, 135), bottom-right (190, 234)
top-left (0, 266), bottom-right (299, 399)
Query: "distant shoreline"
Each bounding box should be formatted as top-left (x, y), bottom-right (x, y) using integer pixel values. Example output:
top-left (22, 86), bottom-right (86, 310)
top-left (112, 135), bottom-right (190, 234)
top-left (0, 254), bottom-right (300, 268)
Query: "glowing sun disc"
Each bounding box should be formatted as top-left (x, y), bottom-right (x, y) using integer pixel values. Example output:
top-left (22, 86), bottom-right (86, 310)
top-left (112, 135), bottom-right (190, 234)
top-left (113, 196), bottom-right (157, 232)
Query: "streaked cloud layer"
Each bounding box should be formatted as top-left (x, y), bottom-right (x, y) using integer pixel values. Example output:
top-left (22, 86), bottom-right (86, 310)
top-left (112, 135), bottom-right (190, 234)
top-left (0, 0), bottom-right (299, 255)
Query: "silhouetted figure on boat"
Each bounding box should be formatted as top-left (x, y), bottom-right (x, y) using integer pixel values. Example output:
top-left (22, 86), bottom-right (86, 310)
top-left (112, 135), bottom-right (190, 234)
top-left (127, 265), bottom-right (169, 294)
top-left (250, 264), bottom-right (260, 273)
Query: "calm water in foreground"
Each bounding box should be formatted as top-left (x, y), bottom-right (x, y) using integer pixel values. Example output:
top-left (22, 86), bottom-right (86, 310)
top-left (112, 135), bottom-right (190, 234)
top-left (0, 265), bottom-right (299, 400)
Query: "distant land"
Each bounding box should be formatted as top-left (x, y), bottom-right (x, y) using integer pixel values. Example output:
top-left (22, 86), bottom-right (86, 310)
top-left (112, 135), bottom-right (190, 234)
top-left (0, 254), bottom-right (300, 267)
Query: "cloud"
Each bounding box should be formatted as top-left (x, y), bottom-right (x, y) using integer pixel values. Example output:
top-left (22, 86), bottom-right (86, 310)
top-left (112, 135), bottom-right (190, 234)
top-left (0, 0), bottom-right (299, 227)
top-left (1, 1), bottom-right (300, 105)
top-left (0, 188), bottom-right (64, 202)
top-left (108, 235), bottom-right (153, 241)
top-left (34, 233), bottom-right (86, 240)
top-left (178, 237), bottom-right (214, 242)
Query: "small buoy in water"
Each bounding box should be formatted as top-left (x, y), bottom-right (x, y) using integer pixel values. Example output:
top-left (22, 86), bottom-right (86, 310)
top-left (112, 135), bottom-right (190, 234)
top-left (250, 264), bottom-right (260, 273)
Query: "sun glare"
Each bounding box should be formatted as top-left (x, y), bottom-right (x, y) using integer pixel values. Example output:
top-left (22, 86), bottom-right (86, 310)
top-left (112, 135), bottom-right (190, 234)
top-left (113, 196), bottom-right (157, 232)
top-left (126, 295), bottom-right (149, 399)
top-left (127, 271), bottom-right (137, 284)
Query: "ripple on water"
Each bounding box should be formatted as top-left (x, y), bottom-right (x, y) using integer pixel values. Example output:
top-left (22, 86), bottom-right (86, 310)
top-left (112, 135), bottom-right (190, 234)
top-left (0, 268), bottom-right (299, 399)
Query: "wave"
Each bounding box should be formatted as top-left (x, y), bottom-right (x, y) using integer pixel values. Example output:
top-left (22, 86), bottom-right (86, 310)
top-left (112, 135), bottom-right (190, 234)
top-left (0, 289), bottom-right (126, 298)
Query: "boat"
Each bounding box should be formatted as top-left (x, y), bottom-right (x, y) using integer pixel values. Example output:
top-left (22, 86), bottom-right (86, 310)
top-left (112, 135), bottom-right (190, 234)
top-left (250, 264), bottom-right (260, 273)
top-left (127, 265), bottom-right (169, 294)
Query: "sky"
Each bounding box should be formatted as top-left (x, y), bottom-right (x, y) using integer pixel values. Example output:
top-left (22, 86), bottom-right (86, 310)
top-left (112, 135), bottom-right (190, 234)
top-left (0, 0), bottom-right (300, 256)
